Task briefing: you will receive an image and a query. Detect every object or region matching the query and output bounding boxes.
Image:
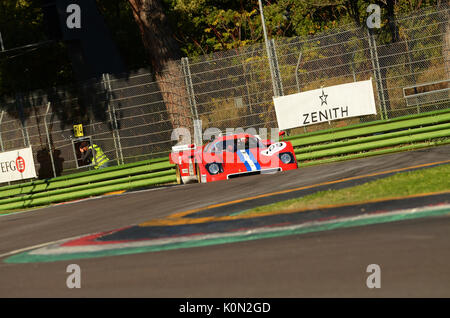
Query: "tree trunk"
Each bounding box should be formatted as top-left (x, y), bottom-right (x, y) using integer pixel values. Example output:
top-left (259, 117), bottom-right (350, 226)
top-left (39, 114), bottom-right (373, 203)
top-left (127, 0), bottom-right (192, 130)
top-left (375, 0), bottom-right (399, 42)
top-left (385, 0), bottom-right (399, 42)
top-left (347, 0), bottom-right (361, 26)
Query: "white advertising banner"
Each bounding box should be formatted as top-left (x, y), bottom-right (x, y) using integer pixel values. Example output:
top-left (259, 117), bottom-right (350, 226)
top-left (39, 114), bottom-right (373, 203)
top-left (273, 79), bottom-right (377, 130)
top-left (0, 147), bottom-right (37, 183)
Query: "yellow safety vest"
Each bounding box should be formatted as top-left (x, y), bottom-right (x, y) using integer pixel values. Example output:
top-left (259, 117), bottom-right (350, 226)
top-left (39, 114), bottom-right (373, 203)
top-left (89, 144), bottom-right (110, 169)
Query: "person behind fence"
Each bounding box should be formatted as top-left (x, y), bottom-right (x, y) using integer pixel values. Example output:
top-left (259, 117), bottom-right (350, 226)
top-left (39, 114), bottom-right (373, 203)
top-left (79, 141), bottom-right (111, 169)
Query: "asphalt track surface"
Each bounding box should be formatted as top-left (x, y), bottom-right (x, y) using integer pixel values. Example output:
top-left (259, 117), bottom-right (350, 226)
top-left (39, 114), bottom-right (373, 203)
top-left (0, 145), bottom-right (449, 297)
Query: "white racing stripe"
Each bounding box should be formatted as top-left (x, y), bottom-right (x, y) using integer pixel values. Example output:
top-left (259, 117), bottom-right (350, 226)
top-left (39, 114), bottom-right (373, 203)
top-left (239, 149), bottom-right (257, 171)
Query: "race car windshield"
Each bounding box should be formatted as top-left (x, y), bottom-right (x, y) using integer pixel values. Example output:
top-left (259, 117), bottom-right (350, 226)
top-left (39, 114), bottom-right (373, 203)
top-left (205, 136), bottom-right (266, 153)
top-left (223, 137), bottom-right (266, 152)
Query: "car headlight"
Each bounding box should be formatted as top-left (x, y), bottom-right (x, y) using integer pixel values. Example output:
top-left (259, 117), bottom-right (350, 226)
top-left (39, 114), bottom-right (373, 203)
top-left (206, 162), bottom-right (221, 175)
top-left (279, 152), bottom-right (294, 164)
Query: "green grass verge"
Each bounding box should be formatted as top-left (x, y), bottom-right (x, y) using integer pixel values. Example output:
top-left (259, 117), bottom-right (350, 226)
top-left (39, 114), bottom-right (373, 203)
top-left (238, 163), bottom-right (450, 216)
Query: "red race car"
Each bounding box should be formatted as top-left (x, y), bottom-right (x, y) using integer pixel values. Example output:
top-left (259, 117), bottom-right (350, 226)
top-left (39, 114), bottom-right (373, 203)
top-left (170, 132), bottom-right (298, 184)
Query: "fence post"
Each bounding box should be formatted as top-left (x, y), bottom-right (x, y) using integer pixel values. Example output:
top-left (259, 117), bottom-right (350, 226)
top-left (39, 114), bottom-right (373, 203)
top-left (103, 73), bottom-right (123, 165)
top-left (371, 32), bottom-right (388, 120)
top-left (181, 57), bottom-right (202, 146)
top-left (0, 110), bottom-right (11, 185)
top-left (270, 39), bottom-right (284, 97)
top-left (44, 102), bottom-right (57, 179)
top-left (405, 38), bottom-right (420, 114)
top-left (102, 73), bottom-right (118, 164)
top-left (16, 92), bottom-right (31, 147)
top-left (367, 28), bottom-right (387, 120)
top-left (21, 123), bottom-right (30, 147)
top-left (0, 110), bottom-right (4, 151)
top-left (351, 51), bottom-right (357, 82)
top-left (107, 73), bottom-right (124, 165)
top-left (20, 108), bottom-right (31, 145)
top-left (294, 52), bottom-right (307, 133)
top-left (295, 52), bottom-right (303, 93)
top-left (258, 0), bottom-right (279, 98)
top-left (242, 62), bottom-right (253, 116)
top-left (0, 30), bottom-right (5, 51)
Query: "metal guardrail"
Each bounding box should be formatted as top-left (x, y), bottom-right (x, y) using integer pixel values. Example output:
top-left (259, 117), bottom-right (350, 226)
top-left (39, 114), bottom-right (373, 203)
top-left (294, 123), bottom-right (450, 154)
top-left (0, 174), bottom-right (177, 211)
top-left (299, 140), bottom-right (450, 168)
top-left (0, 159), bottom-right (173, 198)
top-left (296, 127), bottom-right (450, 161)
top-left (0, 170), bottom-right (175, 207)
top-left (403, 79), bottom-right (450, 113)
top-left (287, 108), bottom-right (450, 147)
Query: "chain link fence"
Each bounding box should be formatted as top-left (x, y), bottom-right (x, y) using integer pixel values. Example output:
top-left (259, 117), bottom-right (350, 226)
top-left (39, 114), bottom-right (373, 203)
top-left (0, 4), bottom-right (448, 180)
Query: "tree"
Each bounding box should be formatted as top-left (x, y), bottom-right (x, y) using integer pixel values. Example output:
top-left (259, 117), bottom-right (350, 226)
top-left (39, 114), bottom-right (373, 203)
top-left (0, 0), bottom-right (72, 97)
top-left (127, 0), bottom-right (192, 131)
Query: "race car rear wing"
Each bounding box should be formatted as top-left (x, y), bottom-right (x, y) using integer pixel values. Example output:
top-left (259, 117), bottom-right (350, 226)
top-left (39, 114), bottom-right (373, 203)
top-left (172, 143), bottom-right (196, 152)
top-left (170, 143), bottom-right (197, 164)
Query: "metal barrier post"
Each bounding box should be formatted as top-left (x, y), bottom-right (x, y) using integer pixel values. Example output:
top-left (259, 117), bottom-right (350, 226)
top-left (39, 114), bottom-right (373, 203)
top-left (22, 123), bottom-right (31, 148)
top-left (270, 39), bottom-right (284, 97)
top-left (367, 28), bottom-right (387, 120)
top-left (103, 73), bottom-right (122, 165)
top-left (16, 92), bottom-right (31, 147)
top-left (258, 0), bottom-right (278, 98)
top-left (106, 73), bottom-right (124, 165)
top-left (351, 52), bottom-right (357, 82)
top-left (294, 51), bottom-right (307, 133)
top-left (181, 57), bottom-right (202, 146)
top-left (44, 102), bottom-right (57, 179)
top-left (295, 52), bottom-right (303, 93)
top-left (405, 38), bottom-right (420, 114)
top-left (371, 32), bottom-right (388, 120)
top-left (0, 110), bottom-right (11, 185)
top-left (0, 110), bottom-right (4, 151)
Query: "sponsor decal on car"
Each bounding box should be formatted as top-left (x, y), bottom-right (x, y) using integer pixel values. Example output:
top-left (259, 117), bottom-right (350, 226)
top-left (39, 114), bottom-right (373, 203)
top-left (260, 142), bottom-right (287, 157)
top-left (237, 149), bottom-right (261, 171)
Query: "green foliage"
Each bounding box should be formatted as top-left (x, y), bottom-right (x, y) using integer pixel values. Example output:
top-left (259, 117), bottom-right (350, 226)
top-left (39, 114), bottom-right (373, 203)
top-left (0, 0), bottom-right (73, 96)
top-left (0, 0), bottom-right (443, 99)
top-left (162, 0), bottom-right (442, 55)
top-left (162, 0), bottom-right (262, 56)
top-left (0, 0), bottom-right (148, 98)
top-left (96, 0), bottom-right (149, 70)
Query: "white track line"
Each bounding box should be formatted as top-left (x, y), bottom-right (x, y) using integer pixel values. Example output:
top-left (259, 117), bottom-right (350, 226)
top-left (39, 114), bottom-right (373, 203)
top-left (0, 234), bottom-right (84, 259)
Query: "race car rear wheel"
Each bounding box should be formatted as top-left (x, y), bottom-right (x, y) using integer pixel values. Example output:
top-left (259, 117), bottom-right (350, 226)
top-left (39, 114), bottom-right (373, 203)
top-left (175, 165), bottom-right (183, 185)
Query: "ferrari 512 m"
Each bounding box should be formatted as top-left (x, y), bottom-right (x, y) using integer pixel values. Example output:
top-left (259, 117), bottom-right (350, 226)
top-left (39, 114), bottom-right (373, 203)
top-left (170, 132), bottom-right (298, 184)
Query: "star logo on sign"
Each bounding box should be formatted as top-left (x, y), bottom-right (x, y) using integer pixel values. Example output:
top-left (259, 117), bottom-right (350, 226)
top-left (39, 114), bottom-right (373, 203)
top-left (319, 89), bottom-right (328, 106)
